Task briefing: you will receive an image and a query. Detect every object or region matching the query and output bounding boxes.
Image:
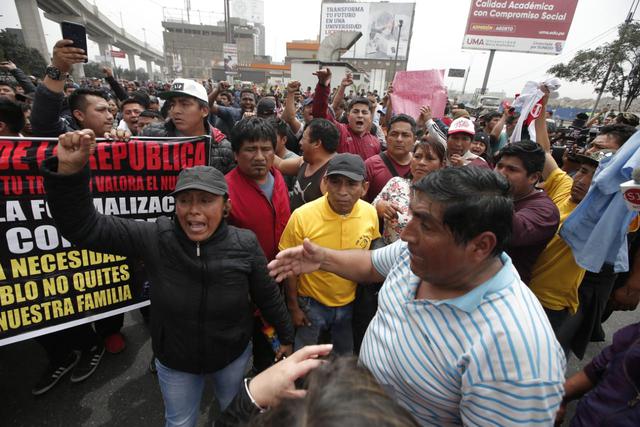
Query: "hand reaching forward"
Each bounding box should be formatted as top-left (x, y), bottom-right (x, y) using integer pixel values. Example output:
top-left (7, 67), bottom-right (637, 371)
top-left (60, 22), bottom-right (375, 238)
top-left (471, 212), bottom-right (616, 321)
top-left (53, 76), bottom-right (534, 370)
top-left (268, 238), bottom-right (326, 282)
top-left (57, 129), bottom-right (96, 175)
top-left (248, 344), bottom-right (333, 408)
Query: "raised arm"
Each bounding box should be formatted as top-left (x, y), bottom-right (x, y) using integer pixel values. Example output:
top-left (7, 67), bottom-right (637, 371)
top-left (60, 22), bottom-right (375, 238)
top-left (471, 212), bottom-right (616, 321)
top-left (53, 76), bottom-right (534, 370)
top-left (585, 107), bottom-right (607, 128)
top-left (102, 66), bottom-right (127, 101)
top-left (383, 83), bottom-right (394, 127)
top-left (31, 40), bottom-right (86, 137)
top-left (417, 105), bottom-right (446, 148)
top-left (0, 61), bottom-right (36, 94)
top-left (282, 80), bottom-right (303, 134)
top-left (311, 68), bottom-right (333, 123)
top-left (331, 71), bottom-right (352, 113)
top-left (41, 130), bottom-right (155, 258)
top-left (208, 81), bottom-right (230, 114)
top-left (490, 110), bottom-right (508, 141)
top-left (535, 89), bottom-right (558, 180)
top-left (268, 238), bottom-right (384, 284)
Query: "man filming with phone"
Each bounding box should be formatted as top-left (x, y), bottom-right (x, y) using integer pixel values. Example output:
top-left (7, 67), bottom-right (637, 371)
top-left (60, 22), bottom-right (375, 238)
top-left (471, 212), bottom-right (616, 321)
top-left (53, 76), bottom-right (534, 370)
top-left (31, 39), bottom-right (127, 140)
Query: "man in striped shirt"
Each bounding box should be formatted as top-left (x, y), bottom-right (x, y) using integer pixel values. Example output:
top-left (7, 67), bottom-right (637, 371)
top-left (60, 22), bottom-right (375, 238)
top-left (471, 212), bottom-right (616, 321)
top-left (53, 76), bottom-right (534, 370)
top-left (268, 166), bottom-right (566, 425)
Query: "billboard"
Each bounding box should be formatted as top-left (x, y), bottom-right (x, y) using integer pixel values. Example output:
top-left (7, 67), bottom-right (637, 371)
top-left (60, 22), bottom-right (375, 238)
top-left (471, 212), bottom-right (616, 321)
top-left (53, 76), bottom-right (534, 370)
top-left (223, 43), bottom-right (238, 75)
top-left (230, 0), bottom-right (264, 24)
top-left (448, 68), bottom-right (466, 78)
top-left (320, 2), bottom-right (415, 60)
top-left (211, 44), bottom-right (238, 75)
top-left (462, 0), bottom-right (578, 55)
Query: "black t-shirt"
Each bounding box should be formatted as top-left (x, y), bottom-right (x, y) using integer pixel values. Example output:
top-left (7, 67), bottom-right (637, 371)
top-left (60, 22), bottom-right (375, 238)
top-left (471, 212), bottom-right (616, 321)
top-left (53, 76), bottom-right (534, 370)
top-left (289, 161), bottom-right (329, 212)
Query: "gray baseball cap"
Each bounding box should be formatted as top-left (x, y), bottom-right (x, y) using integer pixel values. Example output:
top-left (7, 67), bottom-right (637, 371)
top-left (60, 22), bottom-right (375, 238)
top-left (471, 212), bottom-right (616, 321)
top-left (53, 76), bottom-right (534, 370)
top-left (326, 153), bottom-right (366, 181)
top-left (170, 166), bottom-right (227, 196)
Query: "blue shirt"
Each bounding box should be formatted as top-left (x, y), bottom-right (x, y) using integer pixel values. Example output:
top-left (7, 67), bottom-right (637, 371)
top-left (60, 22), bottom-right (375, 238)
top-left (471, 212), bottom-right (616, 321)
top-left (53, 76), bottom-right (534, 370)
top-left (214, 105), bottom-right (243, 128)
top-left (560, 130), bottom-right (640, 273)
top-left (359, 241), bottom-right (566, 426)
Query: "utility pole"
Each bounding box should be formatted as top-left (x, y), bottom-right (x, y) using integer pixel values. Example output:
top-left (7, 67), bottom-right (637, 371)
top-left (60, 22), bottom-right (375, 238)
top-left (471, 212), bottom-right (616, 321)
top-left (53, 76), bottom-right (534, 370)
top-left (591, 0), bottom-right (639, 114)
top-left (480, 49), bottom-right (495, 95)
top-left (461, 66), bottom-right (470, 95)
top-left (390, 19), bottom-right (404, 82)
top-left (224, 0), bottom-right (232, 43)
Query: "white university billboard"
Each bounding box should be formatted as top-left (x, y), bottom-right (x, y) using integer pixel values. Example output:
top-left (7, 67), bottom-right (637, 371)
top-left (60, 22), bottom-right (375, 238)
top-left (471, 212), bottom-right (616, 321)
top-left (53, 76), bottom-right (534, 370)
top-left (320, 2), bottom-right (415, 60)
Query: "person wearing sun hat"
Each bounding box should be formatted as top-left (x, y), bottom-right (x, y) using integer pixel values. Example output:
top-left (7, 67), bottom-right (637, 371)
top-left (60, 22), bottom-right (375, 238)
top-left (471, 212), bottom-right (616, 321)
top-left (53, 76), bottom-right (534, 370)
top-left (142, 78), bottom-right (235, 174)
top-left (40, 129), bottom-right (293, 426)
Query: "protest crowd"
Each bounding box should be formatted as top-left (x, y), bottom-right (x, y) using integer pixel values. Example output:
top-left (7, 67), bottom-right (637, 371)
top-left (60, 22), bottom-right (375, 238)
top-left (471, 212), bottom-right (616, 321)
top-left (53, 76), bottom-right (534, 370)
top-left (1, 36), bottom-right (640, 427)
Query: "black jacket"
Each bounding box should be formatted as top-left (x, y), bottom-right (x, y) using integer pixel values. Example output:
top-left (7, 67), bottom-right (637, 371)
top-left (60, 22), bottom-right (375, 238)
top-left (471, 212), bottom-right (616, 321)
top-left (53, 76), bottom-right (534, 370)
top-left (41, 158), bottom-right (293, 374)
top-left (31, 84), bottom-right (81, 137)
top-left (141, 119), bottom-right (236, 175)
top-left (9, 67), bottom-right (36, 94)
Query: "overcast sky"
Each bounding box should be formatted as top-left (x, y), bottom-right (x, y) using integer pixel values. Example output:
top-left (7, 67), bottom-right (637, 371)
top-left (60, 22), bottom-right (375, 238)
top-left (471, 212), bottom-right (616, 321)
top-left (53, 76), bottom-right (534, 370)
top-left (0, 0), bottom-right (633, 99)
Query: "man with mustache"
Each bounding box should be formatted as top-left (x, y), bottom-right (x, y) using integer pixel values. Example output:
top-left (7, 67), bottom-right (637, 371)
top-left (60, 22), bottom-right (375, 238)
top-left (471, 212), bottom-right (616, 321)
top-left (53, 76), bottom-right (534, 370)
top-left (225, 116), bottom-right (293, 372)
top-left (268, 166), bottom-right (564, 425)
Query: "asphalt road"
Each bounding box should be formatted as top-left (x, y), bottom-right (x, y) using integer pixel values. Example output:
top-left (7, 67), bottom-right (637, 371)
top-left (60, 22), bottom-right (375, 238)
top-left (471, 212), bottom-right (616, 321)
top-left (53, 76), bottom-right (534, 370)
top-left (1, 306), bottom-right (638, 426)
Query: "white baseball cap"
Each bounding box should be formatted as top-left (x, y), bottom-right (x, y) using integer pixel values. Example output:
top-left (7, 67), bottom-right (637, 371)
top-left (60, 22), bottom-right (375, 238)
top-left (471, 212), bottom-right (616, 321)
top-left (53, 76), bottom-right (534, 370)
top-left (448, 117), bottom-right (476, 136)
top-left (159, 78), bottom-right (208, 104)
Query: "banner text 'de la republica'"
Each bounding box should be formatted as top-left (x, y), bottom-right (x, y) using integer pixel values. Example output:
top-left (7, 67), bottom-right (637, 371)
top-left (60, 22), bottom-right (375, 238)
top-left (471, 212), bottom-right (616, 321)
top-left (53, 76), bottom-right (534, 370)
top-left (0, 136), bottom-right (210, 346)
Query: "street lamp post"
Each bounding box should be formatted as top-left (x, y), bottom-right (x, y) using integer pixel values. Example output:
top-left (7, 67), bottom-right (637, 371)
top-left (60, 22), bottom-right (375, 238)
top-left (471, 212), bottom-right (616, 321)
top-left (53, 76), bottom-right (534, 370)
top-left (390, 19), bottom-right (404, 84)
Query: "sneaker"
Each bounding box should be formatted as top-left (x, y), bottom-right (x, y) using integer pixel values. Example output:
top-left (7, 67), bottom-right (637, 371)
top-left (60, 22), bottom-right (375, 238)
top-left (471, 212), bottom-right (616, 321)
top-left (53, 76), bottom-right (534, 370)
top-left (70, 344), bottom-right (105, 383)
top-left (104, 332), bottom-right (126, 354)
top-left (32, 351), bottom-right (80, 396)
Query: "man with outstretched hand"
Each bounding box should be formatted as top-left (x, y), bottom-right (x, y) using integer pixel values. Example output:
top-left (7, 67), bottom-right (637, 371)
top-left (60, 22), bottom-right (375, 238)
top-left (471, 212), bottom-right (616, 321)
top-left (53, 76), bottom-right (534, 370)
top-left (269, 166), bottom-right (565, 426)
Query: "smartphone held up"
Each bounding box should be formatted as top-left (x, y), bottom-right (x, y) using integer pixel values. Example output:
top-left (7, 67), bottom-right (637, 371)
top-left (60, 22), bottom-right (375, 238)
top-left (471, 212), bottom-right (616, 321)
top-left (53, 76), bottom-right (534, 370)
top-left (60, 21), bottom-right (88, 63)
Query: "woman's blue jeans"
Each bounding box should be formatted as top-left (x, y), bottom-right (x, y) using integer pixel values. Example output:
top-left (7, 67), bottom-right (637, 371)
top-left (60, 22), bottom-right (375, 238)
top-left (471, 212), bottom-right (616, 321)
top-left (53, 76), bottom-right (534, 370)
top-left (155, 343), bottom-right (252, 427)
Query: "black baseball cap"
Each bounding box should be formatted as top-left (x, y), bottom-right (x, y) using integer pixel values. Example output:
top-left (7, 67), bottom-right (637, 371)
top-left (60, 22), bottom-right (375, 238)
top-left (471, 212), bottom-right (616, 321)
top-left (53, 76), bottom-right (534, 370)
top-left (170, 166), bottom-right (227, 196)
top-left (326, 153), bottom-right (366, 181)
top-left (256, 98), bottom-right (277, 117)
top-left (474, 131), bottom-right (489, 144)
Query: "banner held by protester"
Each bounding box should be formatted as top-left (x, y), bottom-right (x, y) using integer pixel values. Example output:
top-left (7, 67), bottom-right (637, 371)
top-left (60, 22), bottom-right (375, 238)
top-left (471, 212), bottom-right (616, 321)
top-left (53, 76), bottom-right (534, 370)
top-left (0, 136), bottom-right (211, 346)
top-left (390, 70), bottom-right (448, 120)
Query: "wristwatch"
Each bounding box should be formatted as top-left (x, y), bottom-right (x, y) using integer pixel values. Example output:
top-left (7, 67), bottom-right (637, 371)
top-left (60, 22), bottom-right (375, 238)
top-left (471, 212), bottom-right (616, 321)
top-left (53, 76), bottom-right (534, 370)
top-left (45, 66), bottom-right (63, 81)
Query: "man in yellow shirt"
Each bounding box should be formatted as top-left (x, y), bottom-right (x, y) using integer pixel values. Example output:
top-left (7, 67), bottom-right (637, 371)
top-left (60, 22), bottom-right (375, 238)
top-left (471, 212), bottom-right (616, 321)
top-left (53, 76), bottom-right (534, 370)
top-left (530, 150), bottom-right (611, 333)
top-left (279, 153), bottom-right (380, 354)
top-left (529, 90), bottom-right (613, 343)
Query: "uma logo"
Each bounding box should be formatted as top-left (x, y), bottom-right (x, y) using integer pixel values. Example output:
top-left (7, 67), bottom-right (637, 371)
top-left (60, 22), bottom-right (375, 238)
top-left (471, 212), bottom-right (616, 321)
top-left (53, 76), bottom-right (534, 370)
top-left (466, 37), bottom-right (485, 46)
top-left (172, 82), bottom-right (184, 90)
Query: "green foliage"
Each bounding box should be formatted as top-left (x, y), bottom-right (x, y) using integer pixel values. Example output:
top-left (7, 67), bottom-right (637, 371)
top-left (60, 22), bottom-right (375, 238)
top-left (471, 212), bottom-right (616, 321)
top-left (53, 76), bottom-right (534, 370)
top-left (82, 62), bottom-right (149, 81)
top-left (548, 22), bottom-right (640, 111)
top-left (0, 30), bottom-right (48, 77)
top-left (83, 62), bottom-right (104, 78)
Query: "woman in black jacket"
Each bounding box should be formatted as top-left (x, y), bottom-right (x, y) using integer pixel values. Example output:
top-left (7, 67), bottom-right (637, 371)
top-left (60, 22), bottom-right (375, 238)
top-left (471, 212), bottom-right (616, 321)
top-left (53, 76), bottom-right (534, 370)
top-left (41, 129), bottom-right (294, 427)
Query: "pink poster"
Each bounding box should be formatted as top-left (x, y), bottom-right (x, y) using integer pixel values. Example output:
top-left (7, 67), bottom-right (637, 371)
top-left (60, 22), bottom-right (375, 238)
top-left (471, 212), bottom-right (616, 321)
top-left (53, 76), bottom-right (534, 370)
top-left (390, 70), bottom-right (448, 120)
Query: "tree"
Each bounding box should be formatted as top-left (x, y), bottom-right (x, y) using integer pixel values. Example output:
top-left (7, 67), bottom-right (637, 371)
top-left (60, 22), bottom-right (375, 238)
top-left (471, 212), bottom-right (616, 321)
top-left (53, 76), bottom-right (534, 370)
top-left (81, 63), bottom-right (149, 82)
top-left (83, 62), bottom-right (104, 78)
top-left (0, 30), bottom-right (48, 77)
top-left (548, 22), bottom-right (640, 111)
